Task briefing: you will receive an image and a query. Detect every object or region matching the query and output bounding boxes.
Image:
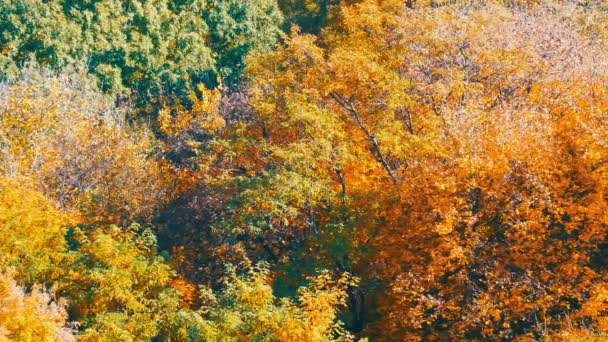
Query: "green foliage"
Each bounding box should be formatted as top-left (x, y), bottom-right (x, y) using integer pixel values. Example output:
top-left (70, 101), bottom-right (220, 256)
top-left (65, 223), bottom-right (182, 341)
top-left (159, 262), bottom-right (359, 342)
top-left (0, 0), bottom-right (82, 78)
top-left (204, 0), bottom-right (283, 85)
top-left (278, 0), bottom-right (357, 34)
top-left (0, 0), bottom-right (284, 116)
top-left (0, 0), bottom-right (213, 112)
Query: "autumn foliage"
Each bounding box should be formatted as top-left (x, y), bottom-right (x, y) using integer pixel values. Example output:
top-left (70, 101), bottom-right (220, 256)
top-left (1, 0), bottom-right (608, 341)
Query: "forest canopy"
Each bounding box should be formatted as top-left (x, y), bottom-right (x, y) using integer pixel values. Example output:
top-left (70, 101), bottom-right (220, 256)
top-left (1, 0), bottom-right (608, 341)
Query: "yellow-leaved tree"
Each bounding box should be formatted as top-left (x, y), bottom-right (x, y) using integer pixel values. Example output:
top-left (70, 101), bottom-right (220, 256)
top-left (0, 177), bottom-right (69, 284)
top-left (0, 69), bottom-right (168, 224)
top-left (159, 262), bottom-right (361, 342)
top-left (0, 270), bottom-right (73, 342)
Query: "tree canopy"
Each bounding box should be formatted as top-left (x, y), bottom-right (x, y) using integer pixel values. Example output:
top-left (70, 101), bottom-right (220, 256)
top-left (1, 0), bottom-right (608, 340)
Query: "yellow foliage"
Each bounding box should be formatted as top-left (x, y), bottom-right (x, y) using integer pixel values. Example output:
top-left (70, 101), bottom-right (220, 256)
top-left (0, 270), bottom-right (73, 342)
top-left (0, 177), bottom-right (68, 284)
top-left (198, 264), bottom-right (358, 342)
top-left (159, 84), bottom-right (225, 137)
top-left (0, 71), bottom-right (167, 223)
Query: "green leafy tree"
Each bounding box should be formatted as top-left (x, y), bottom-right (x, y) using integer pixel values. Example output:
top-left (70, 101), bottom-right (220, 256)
top-left (0, 0), bottom-right (284, 116)
top-left (1, 0), bottom-right (213, 111)
top-left (0, 0), bottom-right (82, 78)
top-left (158, 262), bottom-right (360, 342)
top-left (204, 0), bottom-right (283, 85)
top-left (278, 0), bottom-right (356, 34)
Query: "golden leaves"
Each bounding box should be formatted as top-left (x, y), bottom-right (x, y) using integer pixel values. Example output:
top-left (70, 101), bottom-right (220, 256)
top-left (0, 270), bottom-right (73, 342)
top-left (246, 0), bottom-right (608, 339)
top-left (159, 84), bottom-right (225, 137)
top-left (0, 74), bottom-right (167, 223)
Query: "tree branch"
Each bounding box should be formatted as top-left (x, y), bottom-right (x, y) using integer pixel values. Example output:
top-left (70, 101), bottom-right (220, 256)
top-left (330, 91), bottom-right (398, 184)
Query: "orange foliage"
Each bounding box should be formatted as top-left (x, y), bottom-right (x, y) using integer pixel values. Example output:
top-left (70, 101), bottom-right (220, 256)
top-left (246, 0), bottom-right (608, 339)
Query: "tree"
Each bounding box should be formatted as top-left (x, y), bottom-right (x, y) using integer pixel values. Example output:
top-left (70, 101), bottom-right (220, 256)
top-left (0, 177), bottom-right (69, 284)
top-left (278, 0), bottom-right (355, 34)
top-left (0, 0), bottom-right (285, 117)
top-left (0, 70), bottom-right (168, 223)
top-left (246, 0), bottom-right (608, 338)
top-left (204, 0), bottom-right (283, 85)
top-left (66, 223), bottom-right (184, 341)
top-left (158, 262), bottom-right (361, 342)
top-left (0, 0), bottom-right (214, 113)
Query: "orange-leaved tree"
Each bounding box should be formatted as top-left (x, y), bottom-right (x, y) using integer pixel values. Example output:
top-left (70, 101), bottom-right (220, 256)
top-left (246, 0), bottom-right (608, 339)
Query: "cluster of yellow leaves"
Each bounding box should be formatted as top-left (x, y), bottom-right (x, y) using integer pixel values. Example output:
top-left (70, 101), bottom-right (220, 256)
top-left (0, 270), bottom-right (73, 342)
top-left (158, 84), bottom-right (225, 137)
top-left (195, 263), bottom-right (360, 342)
top-left (0, 177), bottom-right (68, 284)
top-left (0, 175), bottom-right (186, 341)
top-left (66, 224), bottom-right (182, 341)
top-left (297, 271), bottom-right (359, 340)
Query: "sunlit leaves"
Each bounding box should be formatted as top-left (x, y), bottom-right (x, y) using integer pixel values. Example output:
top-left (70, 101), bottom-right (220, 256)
top-left (246, 0), bottom-right (608, 339)
top-left (195, 262), bottom-right (359, 341)
top-left (0, 270), bottom-right (73, 342)
top-left (0, 177), bottom-right (68, 284)
top-left (0, 70), bottom-right (167, 223)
